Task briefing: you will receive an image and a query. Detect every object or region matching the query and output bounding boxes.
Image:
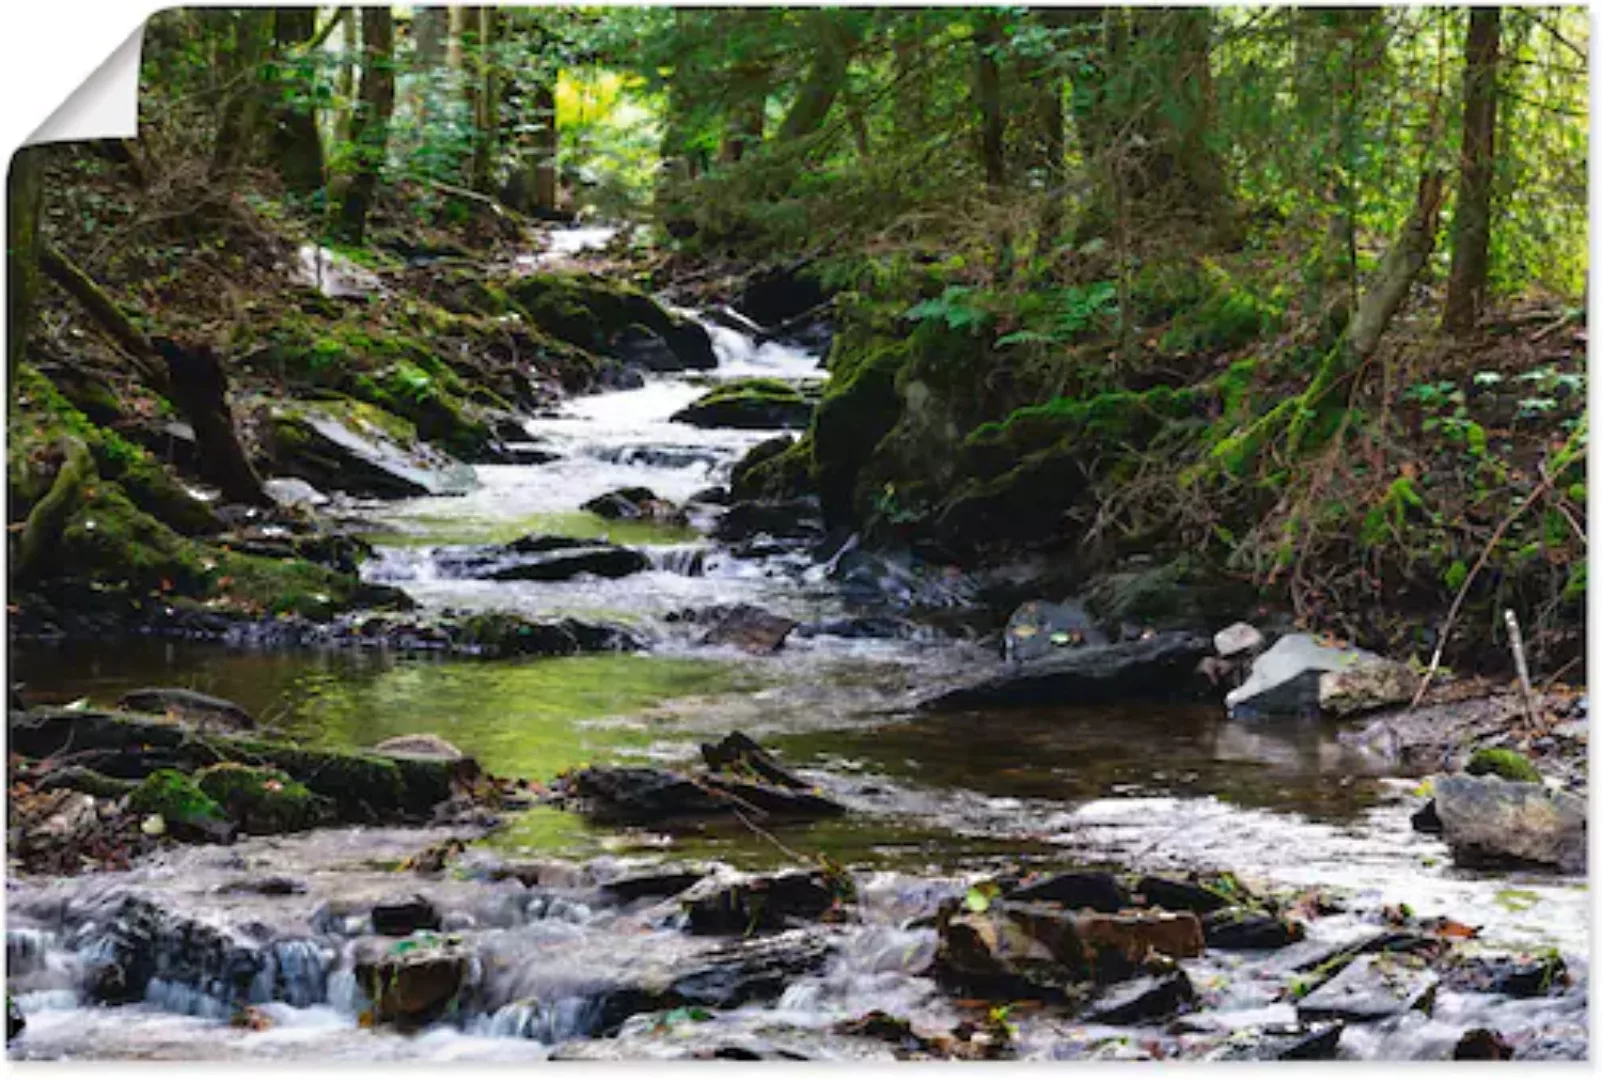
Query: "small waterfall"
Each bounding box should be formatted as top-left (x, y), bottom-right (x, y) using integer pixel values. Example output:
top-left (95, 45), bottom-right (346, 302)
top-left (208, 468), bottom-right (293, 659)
top-left (7, 927), bottom-right (58, 977)
top-left (649, 545), bottom-right (707, 577)
top-left (469, 996), bottom-right (598, 1044)
top-left (247, 938), bottom-right (335, 1008)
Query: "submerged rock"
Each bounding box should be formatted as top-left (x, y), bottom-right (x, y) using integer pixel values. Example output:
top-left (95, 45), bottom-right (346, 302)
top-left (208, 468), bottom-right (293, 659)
top-left (434, 535), bottom-right (651, 582)
top-left (1080, 971), bottom-right (1195, 1026)
top-left (923, 632), bottom-right (1211, 711)
top-left (371, 895), bottom-right (443, 936)
top-left (1225, 633), bottom-right (1416, 719)
top-left (582, 486), bottom-right (685, 524)
top-left (559, 765), bottom-right (844, 827)
top-left (711, 498), bottom-right (825, 543)
top-left (699, 604), bottom-right (799, 654)
top-left (1296, 954), bottom-right (1437, 1022)
top-left (116, 688), bottom-right (256, 732)
top-left (1203, 908), bottom-right (1305, 950)
top-left (1135, 875), bottom-right (1234, 914)
top-left (682, 871), bottom-right (846, 934)
top-left (1432, 774), bottom-right (1586, 872)
top-left (1211, 1022), bottom-right (1344, 1061)
top-left (372, 734), bottom-right (468, 762)
top-left (1453, 1029), bottom-right (1515, 1060)
top-left (700, 731), bottom-right (809, 790)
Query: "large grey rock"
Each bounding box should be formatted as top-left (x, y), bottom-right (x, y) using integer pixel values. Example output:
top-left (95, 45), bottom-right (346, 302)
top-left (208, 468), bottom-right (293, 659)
top-left (270, 406), bottom-right (476, 499)
top-left (1297, 954), bottom-right (1437, 1022)
top-left (1225, 633), bottom-right (1414, 719)
top-left (1433, 774), bottom-right (1586, 873)
top-left (433, 535), bottom-right (650, 582)
top-left (924, 631), bottom-right (1211, 711)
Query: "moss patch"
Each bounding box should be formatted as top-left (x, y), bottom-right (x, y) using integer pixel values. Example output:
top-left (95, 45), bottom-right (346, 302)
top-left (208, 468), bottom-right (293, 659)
top-left (1465, 747), bottom-right (1542, 784)
top-left (196, 762), bottom-right (333, 834)
top-left (128, 769), bottom-right (229, 832)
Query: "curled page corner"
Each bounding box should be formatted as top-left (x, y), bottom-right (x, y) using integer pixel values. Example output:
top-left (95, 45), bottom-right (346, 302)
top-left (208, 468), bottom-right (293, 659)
top-left (25, 24), bottom-right (145, 148)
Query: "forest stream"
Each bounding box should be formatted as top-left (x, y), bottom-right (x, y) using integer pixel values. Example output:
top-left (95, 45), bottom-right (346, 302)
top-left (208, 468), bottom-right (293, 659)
top-left (5, 228), bottom-right (1588, 1063)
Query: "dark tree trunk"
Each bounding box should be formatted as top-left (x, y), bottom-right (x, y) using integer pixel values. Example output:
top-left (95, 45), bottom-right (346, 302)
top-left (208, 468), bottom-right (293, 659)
top-left (974, 13), bottom-right (1006, 189)
top-left (7, 147), bottom-right (46, 375)
top-left (1443, 6), bottom-right (1502, 335)
top-left (335, 6), bottom-right (394, 245)
top-left (334, 7), bottom-right (356, 145)
top-left (719, 62), bottom-right (769, 164)
top-left (211, 10), bottom-right (273, 180)
top-left (152, 338), bottom-right (271, 507)
top-left (531, 81), bottom-right (559, 212)
top-left (778, 12), bottom-right (857, 141)
top-left (270, 7), bottom-right (325, 195)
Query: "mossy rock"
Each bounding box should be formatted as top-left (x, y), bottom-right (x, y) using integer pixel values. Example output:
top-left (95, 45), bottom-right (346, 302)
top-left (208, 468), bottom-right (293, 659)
top-left (504, 272), bottom-right (716, 371)
top-left (671, 378), bottom-right (814, 430)
top-left (730, 435), bottom-right (815, 501)
top-left (9, 364), bottom-right (219, 536)
top-left (1465, 748), bottom-right (1542, 784)
top-left (1083, 556), bottom-right (1255, 633)
top-left (127, 769), bottom-right (231, 838)
top-left (933, 439), bottom-right (1088, 556)
top-left (57, 485), bottom-right (211, 595)
top-left (196, 763), bottom-right (334, 834)
top-left (811, 335), bottom-right (912, 526)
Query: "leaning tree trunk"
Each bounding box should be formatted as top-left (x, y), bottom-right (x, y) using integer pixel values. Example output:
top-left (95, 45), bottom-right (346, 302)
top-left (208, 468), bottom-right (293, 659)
top-left (38, 245), bottom-right (270, 507)
top-left (777, 11), bottom-right (857, 142)
top-left (335, 6), bottom-right (395, 245)
top-left (1351, 170), bottom-right (1448, 356)
top-left (973, 12), bottom-right (1006, 189)
top-left (1443, 6), bottom-right (1502, 335)
top-left (7, 146), bottom-right (46, 375)
top-left (270, 7), bottom-right (326, 196)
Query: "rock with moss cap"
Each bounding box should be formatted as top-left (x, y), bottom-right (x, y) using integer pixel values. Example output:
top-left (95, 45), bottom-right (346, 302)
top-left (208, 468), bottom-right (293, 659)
top-left (196, 762), bottom-right (335, 834)
top-left (504, 271), bottom-right (716, 371)
top-left (1464, 747), bottom-right (1542, 784)
top-left (671, 379), bottom-right (816, 430)
top-left (127, 769), bottom-right (235, 843)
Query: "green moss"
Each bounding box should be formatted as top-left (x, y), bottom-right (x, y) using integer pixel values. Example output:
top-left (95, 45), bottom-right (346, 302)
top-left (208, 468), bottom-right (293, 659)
top-left (811, 336), bottom-right (913, 522)
top-left (58, 485), bottom-right (210, 594)
top-left (195, 762), bottom-right (333, 834)
top-left (1465, 748), bottom-right (1542, 784)
top-left (128, 769), bottom-right (229, 830)
top-left (211, 549), bottom-right (365, 618)
top-left (731, 435), bottom-right (815, 501)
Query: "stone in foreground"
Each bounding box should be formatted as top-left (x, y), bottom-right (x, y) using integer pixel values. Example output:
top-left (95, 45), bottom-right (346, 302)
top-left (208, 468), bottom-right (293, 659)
top-left (1296, 954), bottom-right (1438, 1022)
top-left (1433, 774), bottom-right (1586, 873)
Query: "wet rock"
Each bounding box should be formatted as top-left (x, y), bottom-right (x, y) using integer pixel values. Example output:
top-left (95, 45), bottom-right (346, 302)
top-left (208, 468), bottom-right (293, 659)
top-left (1410, 799), bottom-right (1443, 834)
top-left (729, 435), bottom-right (797, 501)
top-left (1005, 871), bottom-right (1128, 913)
top-left (700, 604), bottom-right (799, 654)
top-left (582, 486), bottom-right (685, 524)
top-left (1212, 1022), bottom-right (1344, 1061)
top-left (6, 995), bottom-right (23, 1043)
top-left (1135, 875), bottom-right (1234, 914)
top-left (559, 765), bottom-right (844, 827)
top-left (1454, 1028), bottom-right (1514, 1060)
top-left (1225, 633), bottom-right (1416, 719)
top-left (1203, 908), bottom-right (1305, 950)
top-left (1080, 971), bottom-right (1195, 1025)
top-left (505, 272), bottom-right (717, 372)
top-left (701, 731), bottom-right (808, 789)
top-left (435, 534), bottom-right (651, 582)
top-left (924, 632), bottom-right (1212, 711)
top-left (712, 497), bottom-right (825, 543)
top-left (1296, 954), bottom-right (1438, 1022)
top-left (371, 895), bottom-right (443, 936)
top-left (218, 876), bottom-right (306, 897)
top-left (268, 405), bottom-right (476, 499)
top-left (739, 262), bottom-right (830, 329)
top-left (83, 896), bottom-right (264, 1011)
top-left (355, 941), bottom-right (469, 1027)
top-left (117, 688), bottom-right (256, 732)
top-left (599, 867), bottom-right (708, 903)
top-left (682, 870), bottom-right (846, 934)
top-left (687, 485), bottom-right (730, 506)
top-left (1442, 952), bottom-right (1569, 998)
top-left (196, 763), bottom-right (335, 835)
top-left (372, 734), bottom-right (467, 762)
top-left (593, 444), bottom-right (721, 471)
top-left (1433, 774), bottom-right (1586, 873)
top-left (1074, 910), bottom-right (1206, 973)
top-left (261, 477), bottom-right (329, 509)
top-left (671, 379), bottom-right (815, 430)
top-left (1003, 600), bottom-right (1105, 663)
top-left (1213, 621), bottom-right (1265, 659)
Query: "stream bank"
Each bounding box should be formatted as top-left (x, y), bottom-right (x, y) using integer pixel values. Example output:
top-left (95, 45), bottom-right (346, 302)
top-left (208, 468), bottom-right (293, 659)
top-left (7, 225), bottom-right (1588, 1062)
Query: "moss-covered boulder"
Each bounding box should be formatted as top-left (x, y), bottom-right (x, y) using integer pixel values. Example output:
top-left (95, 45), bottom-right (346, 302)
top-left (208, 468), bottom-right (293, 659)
top-left (127, 769), bottom-right (233, 841)
top-left (505, 272), bottom-right (716, 371)
top-left (730, 435), bottom-right (815, 502)
top-left (670, 378), bottom-right (815, 430)
top-left (195, 763), bottom-right (334, 834)
top-left (266, 400), bottom-right (477, 499)
top-left (810, 332), bottom-right (911, 526)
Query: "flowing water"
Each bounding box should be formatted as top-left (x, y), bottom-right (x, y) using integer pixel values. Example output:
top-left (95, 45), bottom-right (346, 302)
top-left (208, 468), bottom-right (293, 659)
top-left (7, 239), bottom-right (1589, 1059)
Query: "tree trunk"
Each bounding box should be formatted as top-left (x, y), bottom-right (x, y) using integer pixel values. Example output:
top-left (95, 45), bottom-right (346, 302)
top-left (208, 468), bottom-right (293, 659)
top-left (531, 81), bottom-right (559, 212)
top-left (1351, 170), bottom-right (1447, 356)
top-left (335, 5), bottom-right (394, 245)
top-left (973, 13), bottom-right (1006, 188)
top-left (270, 7), bottom-right (325, 196)
top-left (719, 63), bottom-right (768, 164)
top-left (153, 338), bottom-right (271, 507)
top-left (777, 12), bottom-right (856, 142)
top-left (333, 7), bottom-right (357, 147)
top-left (412, 6), bottom-right (449, 136)
top-left (1443, 6), bottom-right (1502, 335)
top-left (210, 10), bottom-right (273, 180)
top-left (1076, 8), bottom-right (1236, 242)
top-left (7, 146), bottom-right (46, 375)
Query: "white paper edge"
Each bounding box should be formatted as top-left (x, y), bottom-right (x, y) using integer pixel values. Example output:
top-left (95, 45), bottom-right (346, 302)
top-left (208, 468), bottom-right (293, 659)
top-left (25, 22), bottom-right (145, 147)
